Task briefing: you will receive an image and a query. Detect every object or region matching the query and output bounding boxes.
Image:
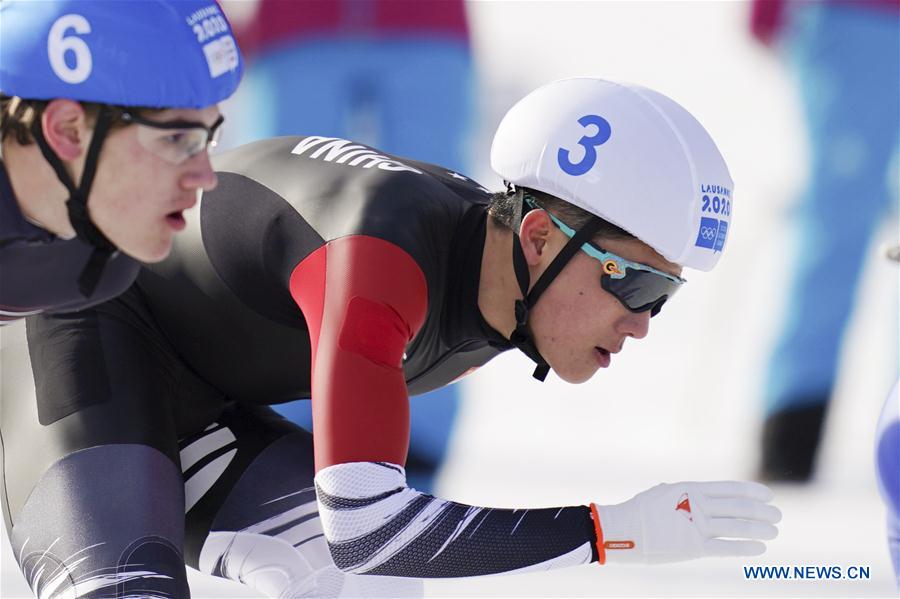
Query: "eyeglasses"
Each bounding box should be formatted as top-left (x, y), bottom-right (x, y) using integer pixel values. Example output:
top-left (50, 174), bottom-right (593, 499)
top-left (120, 111), bottom-right (225, 165)
top-left (525, 196), bottom-right (686, 316)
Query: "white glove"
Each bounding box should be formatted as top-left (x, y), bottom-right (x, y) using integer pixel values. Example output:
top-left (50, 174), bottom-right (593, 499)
top-left (593, 481), bottom-right (781, 564)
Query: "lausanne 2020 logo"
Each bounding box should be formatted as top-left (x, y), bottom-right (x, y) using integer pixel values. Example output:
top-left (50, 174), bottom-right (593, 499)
top-left (695, 188), bottom-right (731, 252)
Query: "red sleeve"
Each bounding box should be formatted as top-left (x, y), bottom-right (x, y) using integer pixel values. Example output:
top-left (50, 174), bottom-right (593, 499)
top-left (289, 236), bottom-right (428, 472)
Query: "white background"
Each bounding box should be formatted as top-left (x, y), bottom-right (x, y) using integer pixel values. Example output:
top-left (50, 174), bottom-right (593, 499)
top-left (2, 1), bottom-right (898, 597)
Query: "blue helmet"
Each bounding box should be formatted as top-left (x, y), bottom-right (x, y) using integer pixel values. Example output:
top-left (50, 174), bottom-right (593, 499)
top-left (0, 0), bottom-right (243, 108)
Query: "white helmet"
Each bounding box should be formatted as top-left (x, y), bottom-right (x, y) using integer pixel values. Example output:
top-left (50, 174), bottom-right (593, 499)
top-left (491, 77), bottom-right (734, 271)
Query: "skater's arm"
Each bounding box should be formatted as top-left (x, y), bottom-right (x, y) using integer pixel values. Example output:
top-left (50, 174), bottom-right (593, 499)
top-left (290, 235), bottom-right (599, 577)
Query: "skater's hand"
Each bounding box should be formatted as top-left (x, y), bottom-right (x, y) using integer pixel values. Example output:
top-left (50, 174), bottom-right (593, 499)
top-left (592, 481), bottom-right (781, 564)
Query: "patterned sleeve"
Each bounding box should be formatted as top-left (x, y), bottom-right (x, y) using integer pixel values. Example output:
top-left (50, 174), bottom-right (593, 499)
top-left (315, 461), bottom-right (597, 577)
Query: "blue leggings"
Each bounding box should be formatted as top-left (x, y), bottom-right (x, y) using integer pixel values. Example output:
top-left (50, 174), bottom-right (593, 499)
top-left (225, 37), bottom-right (473, 173)
top-left (765, 2), bottom-right (899, 414)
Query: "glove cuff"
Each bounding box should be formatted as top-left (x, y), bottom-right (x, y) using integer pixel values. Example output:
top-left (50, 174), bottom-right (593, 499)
top-left (595, 502), bottom-right (643, 564)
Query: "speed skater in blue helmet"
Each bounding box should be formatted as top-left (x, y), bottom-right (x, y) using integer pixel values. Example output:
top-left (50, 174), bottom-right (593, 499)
top-left (0, 0), bottom-right (244, 302)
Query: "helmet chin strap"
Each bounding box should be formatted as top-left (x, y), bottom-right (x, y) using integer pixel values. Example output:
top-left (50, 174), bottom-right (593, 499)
top-left (508, 188), bottom-right (604, 381)
top-left (30, 107), bottom-right (118, 297)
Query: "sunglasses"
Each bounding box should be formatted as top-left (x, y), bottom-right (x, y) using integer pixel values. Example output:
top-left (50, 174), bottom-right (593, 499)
top-left (525, 196), bottom-right (686, 316)
top-left (120, 111), bottom-right (225, 165)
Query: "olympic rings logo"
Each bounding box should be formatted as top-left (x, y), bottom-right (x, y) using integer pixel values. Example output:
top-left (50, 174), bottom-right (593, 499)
top-left (700, 226), bottom-right (717, 241)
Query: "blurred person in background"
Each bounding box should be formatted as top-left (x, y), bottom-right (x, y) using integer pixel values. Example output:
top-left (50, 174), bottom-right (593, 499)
top-left (876, 372), bottom-right (900, 586)
top-left (221, 0), bottom-right (476, 492)
top-left (0, 0), bottom-right (243, 323)
top-left (750, 0), bottom-right (900, 482)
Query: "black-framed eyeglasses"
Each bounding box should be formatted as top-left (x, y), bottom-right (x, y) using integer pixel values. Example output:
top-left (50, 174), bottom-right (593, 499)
top-left (120, 111), bottom-right (225, 165)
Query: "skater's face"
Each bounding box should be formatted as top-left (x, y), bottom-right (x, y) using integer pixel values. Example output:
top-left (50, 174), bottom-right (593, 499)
top-left (520, 209), bottom-right (682, 383)
top-left (43, 100), bottom-right (222, 262)
top-left (86, 106), bottom-right (221, 262)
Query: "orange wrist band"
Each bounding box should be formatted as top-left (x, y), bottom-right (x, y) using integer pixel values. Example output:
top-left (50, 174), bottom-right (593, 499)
top-left (589, 502), bottom-right (606, 565)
